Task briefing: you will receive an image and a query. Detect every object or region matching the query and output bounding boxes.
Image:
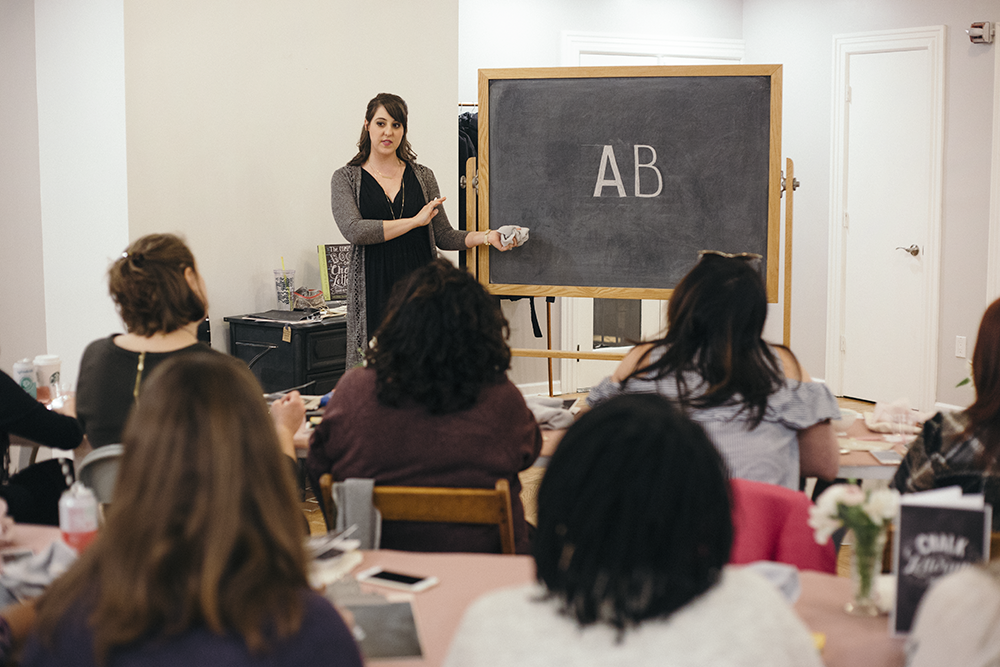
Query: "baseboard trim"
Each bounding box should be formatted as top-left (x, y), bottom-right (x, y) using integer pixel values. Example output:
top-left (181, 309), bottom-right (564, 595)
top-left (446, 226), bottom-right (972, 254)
top-left (516, 380), bottom-right (564, 397)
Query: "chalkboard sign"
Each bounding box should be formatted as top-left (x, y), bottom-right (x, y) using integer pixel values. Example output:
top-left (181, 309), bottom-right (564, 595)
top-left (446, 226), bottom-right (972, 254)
top-left (477, 65), bottom-right (782, 301)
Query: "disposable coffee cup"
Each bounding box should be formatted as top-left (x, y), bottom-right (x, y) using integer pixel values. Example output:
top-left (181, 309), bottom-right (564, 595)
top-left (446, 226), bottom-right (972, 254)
top-left (34, 354), bottom-right (61, 403)
top-left (273, 269), bottom-right (295, 311)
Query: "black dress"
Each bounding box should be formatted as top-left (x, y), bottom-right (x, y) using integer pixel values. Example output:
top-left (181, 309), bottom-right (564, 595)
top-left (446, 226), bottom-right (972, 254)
top-left (359, 164), bottom-right (432, 337)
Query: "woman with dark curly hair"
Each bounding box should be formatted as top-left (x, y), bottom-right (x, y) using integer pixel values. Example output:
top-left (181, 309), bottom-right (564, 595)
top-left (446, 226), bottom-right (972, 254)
top-left (444, 394), bottom-right (822, 666)
top-left (307, 258), bottom-right (541, 553)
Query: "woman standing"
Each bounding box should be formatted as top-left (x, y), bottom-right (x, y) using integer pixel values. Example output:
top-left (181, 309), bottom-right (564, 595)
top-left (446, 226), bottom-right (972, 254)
top-left (331, 93), bottom-right (517, 368)
top-left (586, 251), bottom-right (840, 489)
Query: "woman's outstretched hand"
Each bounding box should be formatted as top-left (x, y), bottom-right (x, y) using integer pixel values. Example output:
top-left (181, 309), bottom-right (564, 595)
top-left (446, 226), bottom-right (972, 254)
top-left (412, 196), bottom-right (446, 227)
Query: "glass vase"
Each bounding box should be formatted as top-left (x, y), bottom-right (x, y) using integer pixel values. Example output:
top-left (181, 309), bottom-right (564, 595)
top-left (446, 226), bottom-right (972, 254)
top-left (845, 527), bottom-right (886, 616)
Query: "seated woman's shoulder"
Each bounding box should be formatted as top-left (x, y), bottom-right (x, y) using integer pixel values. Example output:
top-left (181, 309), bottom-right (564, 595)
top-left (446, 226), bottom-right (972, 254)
top-left (771, 344), bottom-right (810, 382)
top-left (611, 343), bottom-right (657, 383)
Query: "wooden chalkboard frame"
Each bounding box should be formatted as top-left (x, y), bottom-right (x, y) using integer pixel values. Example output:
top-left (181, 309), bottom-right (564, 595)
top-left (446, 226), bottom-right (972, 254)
top-left (477, 65), bottom-right (783, 302)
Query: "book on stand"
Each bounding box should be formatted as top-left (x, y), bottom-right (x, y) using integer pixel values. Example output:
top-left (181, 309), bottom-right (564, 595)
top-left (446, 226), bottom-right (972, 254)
top-left (318, 244), bottom-right (351, 301)
top-left (891, 487), bottom-right (992, 635)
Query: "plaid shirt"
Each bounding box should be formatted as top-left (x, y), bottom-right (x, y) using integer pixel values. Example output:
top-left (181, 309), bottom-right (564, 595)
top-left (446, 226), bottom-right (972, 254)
top-left (892, 410), bottom-right (1000, 530)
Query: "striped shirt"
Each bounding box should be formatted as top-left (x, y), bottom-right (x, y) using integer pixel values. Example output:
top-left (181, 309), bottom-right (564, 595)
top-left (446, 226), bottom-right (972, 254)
top-left (587, 362), bottom-right (840, 490)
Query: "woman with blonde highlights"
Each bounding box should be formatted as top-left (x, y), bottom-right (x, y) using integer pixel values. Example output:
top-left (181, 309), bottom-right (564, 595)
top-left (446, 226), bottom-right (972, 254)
top-left (76, 233), bottom-right (213, 448)
top-left (22, 354), bottom-right (361, 667)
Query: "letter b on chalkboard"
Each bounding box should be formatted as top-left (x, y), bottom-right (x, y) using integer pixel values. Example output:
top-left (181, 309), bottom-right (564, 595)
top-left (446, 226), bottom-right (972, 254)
top-left (593, 145), bottom-right (663, 198)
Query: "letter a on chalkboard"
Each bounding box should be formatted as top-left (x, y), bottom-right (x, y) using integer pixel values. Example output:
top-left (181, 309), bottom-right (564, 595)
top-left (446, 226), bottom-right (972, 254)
top-left (593, 145), bottom-right (626, 197)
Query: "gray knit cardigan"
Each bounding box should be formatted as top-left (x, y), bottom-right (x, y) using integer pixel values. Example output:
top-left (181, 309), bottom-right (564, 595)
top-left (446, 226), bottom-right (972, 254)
top-left (330, 162), bottom-right (468, 369)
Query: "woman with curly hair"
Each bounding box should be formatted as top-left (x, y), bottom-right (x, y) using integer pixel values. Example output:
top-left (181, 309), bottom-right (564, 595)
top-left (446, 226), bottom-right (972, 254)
top-left (307, 258), bottom-right (541, 553)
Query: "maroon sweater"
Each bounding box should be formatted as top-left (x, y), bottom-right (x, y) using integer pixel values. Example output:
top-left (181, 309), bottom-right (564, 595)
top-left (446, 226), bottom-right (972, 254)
top-left (307, 367), bottom-right (541, 554)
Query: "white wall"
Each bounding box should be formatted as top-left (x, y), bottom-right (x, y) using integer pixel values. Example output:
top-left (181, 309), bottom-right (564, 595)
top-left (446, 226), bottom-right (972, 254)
top-left (0, 0), bottom-right (47, 375)
top-left (743, 0), bottom-right (996, 406)
top-left (124, 0), bottom-right (460, 357)
top-left (0, 0), bottom-right (128, 388)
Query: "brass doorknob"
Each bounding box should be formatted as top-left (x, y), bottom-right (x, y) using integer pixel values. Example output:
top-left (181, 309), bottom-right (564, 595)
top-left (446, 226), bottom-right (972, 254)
top-left (895, 244), bottom-right (920, 257)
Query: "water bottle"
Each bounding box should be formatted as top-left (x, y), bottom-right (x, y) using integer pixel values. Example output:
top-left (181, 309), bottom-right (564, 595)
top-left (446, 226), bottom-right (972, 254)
top-left (59, 481), bottom-right (98, 553)
top-left (13, 359), bottom-right (36, 399)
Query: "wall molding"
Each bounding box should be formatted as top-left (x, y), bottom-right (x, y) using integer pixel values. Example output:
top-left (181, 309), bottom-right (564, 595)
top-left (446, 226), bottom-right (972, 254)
top-left (560, 31), bottom-right (744, 66)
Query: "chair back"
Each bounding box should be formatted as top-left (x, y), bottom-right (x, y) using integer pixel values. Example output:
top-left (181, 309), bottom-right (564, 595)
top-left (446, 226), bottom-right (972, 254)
top-left (76, 444), bottom-right (124, 505)
top-left (317, 474), bottom-right (517, 554)
top-left (729, 478), bottom-right (837, 573)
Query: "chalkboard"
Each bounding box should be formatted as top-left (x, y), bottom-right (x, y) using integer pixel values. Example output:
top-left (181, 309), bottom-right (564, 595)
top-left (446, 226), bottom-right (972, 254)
top-left (478, 65), bottom-right (782, 301)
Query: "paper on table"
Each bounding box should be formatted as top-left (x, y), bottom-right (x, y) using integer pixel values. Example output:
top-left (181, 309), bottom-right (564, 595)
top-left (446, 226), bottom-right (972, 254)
top-left (837, 436), bottom-right (895, 452)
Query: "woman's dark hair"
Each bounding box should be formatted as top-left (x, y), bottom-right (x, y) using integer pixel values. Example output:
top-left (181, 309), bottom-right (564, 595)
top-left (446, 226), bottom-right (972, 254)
top-left (965, 297), bottom-right (1000, 464)
top-left (32, 354), bottom-right (309, 665)
top-left (108, 233), bottom-right (206, 336)
top-left (365, 258), bottom-right (510, 414)
top-left (347, 92), bottom-right (418, 166)
top-left (534, 393), bottom-right (732, 632)
top-left (629, 254), bottom-right (785, 427)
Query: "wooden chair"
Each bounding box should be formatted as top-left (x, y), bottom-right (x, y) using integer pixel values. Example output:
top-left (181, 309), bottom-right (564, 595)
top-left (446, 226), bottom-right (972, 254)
top-left (317, 474), bottom-right (517, 554)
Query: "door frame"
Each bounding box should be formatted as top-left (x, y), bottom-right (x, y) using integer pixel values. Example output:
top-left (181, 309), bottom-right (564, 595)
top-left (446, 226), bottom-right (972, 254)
top-left (988, 39), bottom-right (1000, 302)
top-left (558, 32), bottom-right (746, 394)
top-left (825, 26), bottom-right (945, 410)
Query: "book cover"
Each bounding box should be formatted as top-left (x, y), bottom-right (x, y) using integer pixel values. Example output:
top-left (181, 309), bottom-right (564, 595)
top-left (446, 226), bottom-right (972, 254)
top-left (318, 243), bottom-right (351, 301)
top-left (891, 489), bottom-right (992, 635)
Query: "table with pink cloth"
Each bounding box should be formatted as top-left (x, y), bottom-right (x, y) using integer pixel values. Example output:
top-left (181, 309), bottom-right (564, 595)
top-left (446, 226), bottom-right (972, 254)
top-left (356, 550), bottom-right (905, 667)
top-left (1, 524), bottom-right (61, 557)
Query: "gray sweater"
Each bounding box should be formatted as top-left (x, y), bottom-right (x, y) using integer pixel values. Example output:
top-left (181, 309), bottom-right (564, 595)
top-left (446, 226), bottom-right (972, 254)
top-left (330, 162), bottom-right (468, 368)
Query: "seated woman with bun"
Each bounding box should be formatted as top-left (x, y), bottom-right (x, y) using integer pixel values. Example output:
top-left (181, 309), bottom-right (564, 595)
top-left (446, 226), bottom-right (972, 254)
top-left (75, 233), bottom-right (303, 454)
top-left (308, 258), bottom-right (541, 554)
top-left (586, 251), bottom-right (840, 489)
top-left (76, 233), bottom-right (214, 448)
top-left (21, 354), bottom-right (362, 667)
top-left (444, 394), bottom-right (822, 667)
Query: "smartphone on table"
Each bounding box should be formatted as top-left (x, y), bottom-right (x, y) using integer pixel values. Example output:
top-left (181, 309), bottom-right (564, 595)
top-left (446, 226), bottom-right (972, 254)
top-left (355, 566), bottom-right (439, 592)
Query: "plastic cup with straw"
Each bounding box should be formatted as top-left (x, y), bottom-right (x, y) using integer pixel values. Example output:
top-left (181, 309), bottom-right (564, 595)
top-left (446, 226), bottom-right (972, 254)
top-left (281, 257), bottom-right (291, 310)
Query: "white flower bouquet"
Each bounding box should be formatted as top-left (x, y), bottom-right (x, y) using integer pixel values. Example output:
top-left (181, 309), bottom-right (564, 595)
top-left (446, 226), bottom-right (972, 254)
top-left (808, 484), bottom-right (900, 615)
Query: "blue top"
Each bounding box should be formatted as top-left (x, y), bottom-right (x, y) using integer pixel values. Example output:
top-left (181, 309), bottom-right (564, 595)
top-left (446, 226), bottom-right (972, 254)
top-left (587, 353), bottom-right (840, 490)
top-left (21, 590), bottom-right (363, 667)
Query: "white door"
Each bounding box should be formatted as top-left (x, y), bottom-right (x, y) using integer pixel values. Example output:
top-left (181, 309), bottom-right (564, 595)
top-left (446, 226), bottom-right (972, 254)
top-left (829, 28), bottom-right (944, 410)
